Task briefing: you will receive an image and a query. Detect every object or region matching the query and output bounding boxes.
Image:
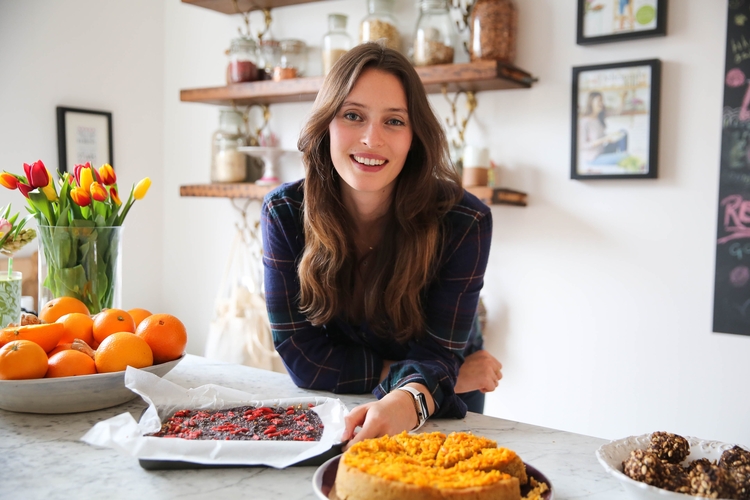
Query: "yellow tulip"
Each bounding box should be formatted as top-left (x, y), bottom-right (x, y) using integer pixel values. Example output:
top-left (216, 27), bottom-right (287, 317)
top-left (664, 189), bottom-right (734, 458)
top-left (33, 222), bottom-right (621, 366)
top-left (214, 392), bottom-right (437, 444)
top-left (79, 166), bottom-right (94, 192)
top-left (134, 177), bottom-right (151, 200)
top-left (42, 168), bottom-right (58, 201)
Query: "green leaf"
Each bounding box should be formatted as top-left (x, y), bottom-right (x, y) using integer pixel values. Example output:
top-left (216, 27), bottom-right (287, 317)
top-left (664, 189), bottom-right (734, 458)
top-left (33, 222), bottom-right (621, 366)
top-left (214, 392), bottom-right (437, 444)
top-left (28, 190), bottom-right (55, 225)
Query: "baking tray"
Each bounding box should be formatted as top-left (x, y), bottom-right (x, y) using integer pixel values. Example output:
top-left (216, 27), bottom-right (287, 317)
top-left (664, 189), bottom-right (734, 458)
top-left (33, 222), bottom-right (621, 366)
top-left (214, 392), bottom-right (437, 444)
top-left (135, 403), bottom-right (344, 470)
top-left (139, 443), bottom-right (343, 470)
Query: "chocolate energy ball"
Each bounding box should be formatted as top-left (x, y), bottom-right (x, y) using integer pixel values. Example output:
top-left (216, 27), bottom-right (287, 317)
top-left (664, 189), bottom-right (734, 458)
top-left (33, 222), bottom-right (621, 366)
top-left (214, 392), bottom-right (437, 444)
top-left (728, 464), bottom-right (750, 500)
top-left (720, 445), bottom-right (750, 469)
top-left (659, 462), bottom-right (691, 494)
top-left (623, 449), bottom-right (667, 486)
top-left (688, 462), bottom-right (737, 499)
top-left (647, 431), bottom-right (691, 464)
top-left (687, 458), bottom-right (714, 474)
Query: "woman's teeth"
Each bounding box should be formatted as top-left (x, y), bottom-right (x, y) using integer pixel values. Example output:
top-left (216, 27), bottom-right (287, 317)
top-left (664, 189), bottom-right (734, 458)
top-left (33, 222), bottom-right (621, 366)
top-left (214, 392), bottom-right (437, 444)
top-left (353, 155), bottom-right (386, 166)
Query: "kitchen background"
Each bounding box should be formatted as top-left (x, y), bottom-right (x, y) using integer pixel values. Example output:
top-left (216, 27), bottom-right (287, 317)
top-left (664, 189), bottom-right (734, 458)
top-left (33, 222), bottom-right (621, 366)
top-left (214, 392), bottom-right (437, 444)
top-left (1, 0), bottom-right (747, 447)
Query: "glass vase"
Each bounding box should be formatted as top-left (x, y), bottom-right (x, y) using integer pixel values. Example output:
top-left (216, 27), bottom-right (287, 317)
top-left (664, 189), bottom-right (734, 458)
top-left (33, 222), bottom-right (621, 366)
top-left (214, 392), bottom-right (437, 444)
top-left (0, 271), bottom-right (22, 327)
top-left (37, 225), bottom-right (123, 315)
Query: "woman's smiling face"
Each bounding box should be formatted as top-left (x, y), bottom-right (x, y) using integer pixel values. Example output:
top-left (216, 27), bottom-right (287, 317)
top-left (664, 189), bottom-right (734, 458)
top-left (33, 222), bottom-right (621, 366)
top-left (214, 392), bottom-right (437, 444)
top-left (328, 68), bottom-right (413, 200)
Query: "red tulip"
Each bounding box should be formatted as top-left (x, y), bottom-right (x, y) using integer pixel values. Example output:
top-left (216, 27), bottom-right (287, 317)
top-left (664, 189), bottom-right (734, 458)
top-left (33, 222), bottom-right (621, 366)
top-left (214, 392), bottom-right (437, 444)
top-left (70, 186), bottom-right (91, 207)
top-left (23, 160), bottom-right (50, 189)
top-left (98, 164), bottom-right (116, 185)
top-left (0, 173), bottom-right (18, 190)
top-left (17, 181), bottom-right (33, 198)
top-left (109, 186), bottom-right (122, 206)
top-left (90, 182), bottom-right (108, 202)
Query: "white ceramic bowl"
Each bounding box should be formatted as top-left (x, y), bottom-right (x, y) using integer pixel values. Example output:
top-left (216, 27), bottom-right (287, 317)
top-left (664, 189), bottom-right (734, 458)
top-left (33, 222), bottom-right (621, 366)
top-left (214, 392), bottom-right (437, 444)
top-left (0, 354), bottom-right (184, 414)
top-left (596, 433), bottom-right (745, 500)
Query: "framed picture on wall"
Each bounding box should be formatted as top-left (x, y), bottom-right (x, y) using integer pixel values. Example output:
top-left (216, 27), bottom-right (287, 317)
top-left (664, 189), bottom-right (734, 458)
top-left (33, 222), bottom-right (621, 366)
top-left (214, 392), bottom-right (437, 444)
top-left (56, 106), bottom-right (113, 173)
top-left (571, 59), bottom-right (661, 180)
top-left (577, 0), bottom-right (667, 45)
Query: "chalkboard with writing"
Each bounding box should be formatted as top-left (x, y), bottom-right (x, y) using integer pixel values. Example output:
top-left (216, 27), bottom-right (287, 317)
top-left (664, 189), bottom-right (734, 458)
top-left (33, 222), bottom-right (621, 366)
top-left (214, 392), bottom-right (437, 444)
top-left (713, 1), bottom-right (750, 335)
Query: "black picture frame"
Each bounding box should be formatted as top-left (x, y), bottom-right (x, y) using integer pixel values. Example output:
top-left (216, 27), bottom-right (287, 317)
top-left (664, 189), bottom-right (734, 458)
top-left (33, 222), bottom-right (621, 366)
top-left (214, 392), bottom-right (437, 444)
top-left (571, 59), bottom-right (661, 180)
top-left (56, 106), bottom-right (113, 173)
top-left (577, 0), bottom-right (667, 45)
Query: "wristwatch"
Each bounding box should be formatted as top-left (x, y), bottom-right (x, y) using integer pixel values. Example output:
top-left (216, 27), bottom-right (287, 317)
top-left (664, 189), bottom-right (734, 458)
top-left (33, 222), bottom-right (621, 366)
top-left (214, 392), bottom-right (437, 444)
top-left (396, 386), bottom-right (430, 431)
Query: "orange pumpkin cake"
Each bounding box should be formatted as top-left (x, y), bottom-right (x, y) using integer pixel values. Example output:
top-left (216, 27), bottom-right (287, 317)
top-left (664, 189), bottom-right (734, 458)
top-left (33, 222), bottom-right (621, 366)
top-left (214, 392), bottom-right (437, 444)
top-left (334, 431), bottom-right (528, 500)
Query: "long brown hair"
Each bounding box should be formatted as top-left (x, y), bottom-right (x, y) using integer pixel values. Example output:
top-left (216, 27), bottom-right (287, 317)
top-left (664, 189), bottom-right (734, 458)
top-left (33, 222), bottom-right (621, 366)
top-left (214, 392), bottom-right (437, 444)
top-left (297, 42), bottom-right (462, 342)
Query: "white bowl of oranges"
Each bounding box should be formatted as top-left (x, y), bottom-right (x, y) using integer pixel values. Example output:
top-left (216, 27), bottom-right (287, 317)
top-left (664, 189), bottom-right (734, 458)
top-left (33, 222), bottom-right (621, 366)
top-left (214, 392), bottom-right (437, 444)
top-left (0, 297), bottom-right (186, 414)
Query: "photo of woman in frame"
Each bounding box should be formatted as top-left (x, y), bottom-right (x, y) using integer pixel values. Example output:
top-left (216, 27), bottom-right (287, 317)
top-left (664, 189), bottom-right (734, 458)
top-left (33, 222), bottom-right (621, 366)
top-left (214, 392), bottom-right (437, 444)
top-left (571, 59), bottom-right (661, 180)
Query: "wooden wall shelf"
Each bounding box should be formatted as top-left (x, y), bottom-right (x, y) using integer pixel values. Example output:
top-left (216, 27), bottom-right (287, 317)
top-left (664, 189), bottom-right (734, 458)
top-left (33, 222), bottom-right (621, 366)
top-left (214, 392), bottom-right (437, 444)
top-left (180, 183), bottom-right (527, 206)
top-left (180, 61), bottom-right (535, 107)
top-left (182, 0), bottom-right (318, 15)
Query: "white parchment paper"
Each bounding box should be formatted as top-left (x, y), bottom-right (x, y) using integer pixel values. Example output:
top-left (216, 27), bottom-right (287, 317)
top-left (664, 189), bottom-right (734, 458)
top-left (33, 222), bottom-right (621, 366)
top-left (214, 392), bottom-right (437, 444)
top-left (81, 366), bottom-right (348, 468)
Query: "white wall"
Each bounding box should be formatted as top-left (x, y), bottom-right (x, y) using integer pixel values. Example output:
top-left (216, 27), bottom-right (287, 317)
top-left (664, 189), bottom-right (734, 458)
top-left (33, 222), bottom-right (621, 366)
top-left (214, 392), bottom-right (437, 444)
top-left (2, 0), bottom-right (747, 447)
top-left (0, 0), bottom-right (165, 311)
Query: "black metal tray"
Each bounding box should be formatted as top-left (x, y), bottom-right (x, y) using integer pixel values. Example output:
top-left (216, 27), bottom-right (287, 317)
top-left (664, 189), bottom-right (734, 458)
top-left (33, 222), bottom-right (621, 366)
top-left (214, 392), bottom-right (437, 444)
top-left (139, 443), bottom-right (343, 470)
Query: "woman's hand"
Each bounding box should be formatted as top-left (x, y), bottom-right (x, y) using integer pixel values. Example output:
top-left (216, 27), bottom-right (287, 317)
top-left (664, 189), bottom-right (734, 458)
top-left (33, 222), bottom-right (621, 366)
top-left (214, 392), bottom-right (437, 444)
top-left (341, 383), bottom-right (434, 451)
top-left (455, 350), bottom-right (503, 394)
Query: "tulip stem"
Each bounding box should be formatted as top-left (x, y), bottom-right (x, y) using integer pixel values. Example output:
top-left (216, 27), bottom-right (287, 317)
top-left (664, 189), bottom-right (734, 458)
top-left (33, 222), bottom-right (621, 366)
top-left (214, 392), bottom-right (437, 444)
top-left (7, 257), bottom-right (12, 278)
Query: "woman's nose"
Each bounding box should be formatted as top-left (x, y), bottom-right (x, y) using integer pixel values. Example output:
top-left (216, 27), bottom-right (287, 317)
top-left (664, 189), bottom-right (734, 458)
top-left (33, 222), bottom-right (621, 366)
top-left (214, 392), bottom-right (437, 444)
top-left (361, 123), bottom-right (384, 148)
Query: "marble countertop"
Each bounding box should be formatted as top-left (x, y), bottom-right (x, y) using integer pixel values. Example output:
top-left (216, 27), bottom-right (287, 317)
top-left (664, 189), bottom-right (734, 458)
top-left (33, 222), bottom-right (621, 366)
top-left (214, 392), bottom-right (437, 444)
top-left (0, 355), bottom-right (628, 499)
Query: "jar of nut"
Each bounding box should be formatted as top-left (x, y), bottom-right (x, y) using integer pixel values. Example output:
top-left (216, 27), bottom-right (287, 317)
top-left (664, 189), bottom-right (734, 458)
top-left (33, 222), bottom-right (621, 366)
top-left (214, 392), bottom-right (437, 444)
top-left (469, 0), bottom-right (517, 63)
top-left (413, 0), bottom-right (456, 66)
top-left (360, 0), bottom-right (401, 52)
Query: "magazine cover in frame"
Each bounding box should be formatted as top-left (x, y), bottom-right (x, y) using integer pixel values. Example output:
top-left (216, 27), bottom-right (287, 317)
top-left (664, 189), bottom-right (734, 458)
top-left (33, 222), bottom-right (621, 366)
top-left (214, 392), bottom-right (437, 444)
top-left (571, 59), bottom-right (661, 180)
top-left (577, 0), bottom-right (667, 45)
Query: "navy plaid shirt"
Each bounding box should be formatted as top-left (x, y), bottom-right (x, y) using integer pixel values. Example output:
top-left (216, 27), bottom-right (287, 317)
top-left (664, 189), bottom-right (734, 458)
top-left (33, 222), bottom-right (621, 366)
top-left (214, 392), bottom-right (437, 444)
top-left (261, 179), bottom-right (492, 418)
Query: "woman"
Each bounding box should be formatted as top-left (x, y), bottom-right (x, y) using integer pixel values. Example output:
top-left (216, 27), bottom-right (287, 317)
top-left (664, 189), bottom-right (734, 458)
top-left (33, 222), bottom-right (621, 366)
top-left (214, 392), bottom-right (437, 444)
top-left (261, 43), bottom-right (501, 448)
top-left (579, 91), bottom-right (628, 166)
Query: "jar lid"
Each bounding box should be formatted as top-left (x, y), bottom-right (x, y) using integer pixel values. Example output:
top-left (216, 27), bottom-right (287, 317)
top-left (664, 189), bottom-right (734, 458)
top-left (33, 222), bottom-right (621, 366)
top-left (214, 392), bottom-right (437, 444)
top-left (280, 39), bottom-right (306, 52)
top-left (419, 0), bottom-right (448, 9)
top-left (328, 13), bottom-right (348, 29)
top-left (229, 36), bottom-right (257, 53)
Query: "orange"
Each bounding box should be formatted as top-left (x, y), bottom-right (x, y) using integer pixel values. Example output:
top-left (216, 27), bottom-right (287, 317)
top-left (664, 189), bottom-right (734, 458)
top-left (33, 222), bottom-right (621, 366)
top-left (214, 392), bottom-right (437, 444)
top-left (92, 309), bottom-right (135, 345)
top-left (0, 323), bottom-right (66, 353)
top-left (56, 313), bottom-right (94, 345)
top-left (0, 340), bottom-right (48, 380)
top-left (39, 297), bottom-right (90, 323)
top-left (127, 308), bottom-right (152, 328)
top-left (94, 332), bottom-right (153, 373)
top-left (48, 343), bottom-right (73, 357)
top-left (135, 313), bottom-right (187, 364)
top-left (46, 350), bottom-right (96, 378)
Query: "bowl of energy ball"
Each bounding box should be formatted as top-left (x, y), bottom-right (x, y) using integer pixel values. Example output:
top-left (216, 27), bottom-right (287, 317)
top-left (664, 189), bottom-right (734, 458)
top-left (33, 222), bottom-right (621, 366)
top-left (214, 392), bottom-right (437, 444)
top-left (596, 432), bottom-right (749, 499)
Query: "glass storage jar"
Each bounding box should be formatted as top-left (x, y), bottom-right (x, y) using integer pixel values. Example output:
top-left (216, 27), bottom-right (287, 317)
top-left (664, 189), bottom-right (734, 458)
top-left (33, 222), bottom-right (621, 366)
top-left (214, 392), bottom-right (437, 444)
top-left (275, 39), bottom-right (307, 80)
top-left (360, 0), bottom-right (401, 52)
top-left (211, 109), bottom-right (247, 183)
top-left (257, 39), bottom-right (281, 80)
top-left (469, 0), bottom-right (517, 63)
top-left (226, 35), bottom-right (258, 84)
top-left (413, 0), bottom-right (456, 66)
top-left (322, 13), bottom-right (352, 76)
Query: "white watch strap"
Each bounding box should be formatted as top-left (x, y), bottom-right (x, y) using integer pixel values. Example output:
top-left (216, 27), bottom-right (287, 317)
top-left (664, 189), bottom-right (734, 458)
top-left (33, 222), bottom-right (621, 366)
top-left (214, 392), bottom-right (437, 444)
top-left (396, 386), bottom-right (429, 431)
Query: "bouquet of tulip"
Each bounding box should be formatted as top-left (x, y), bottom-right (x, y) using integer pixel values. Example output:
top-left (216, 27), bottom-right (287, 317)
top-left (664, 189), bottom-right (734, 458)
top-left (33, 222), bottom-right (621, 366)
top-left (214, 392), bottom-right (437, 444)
top-left (0, 160), bottom-right (151, 313)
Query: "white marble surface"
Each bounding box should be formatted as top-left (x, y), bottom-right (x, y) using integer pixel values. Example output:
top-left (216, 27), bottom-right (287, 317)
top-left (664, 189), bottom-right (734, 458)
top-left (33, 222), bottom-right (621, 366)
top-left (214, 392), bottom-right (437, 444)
top-left (0, 355), bottom-right (628, 499)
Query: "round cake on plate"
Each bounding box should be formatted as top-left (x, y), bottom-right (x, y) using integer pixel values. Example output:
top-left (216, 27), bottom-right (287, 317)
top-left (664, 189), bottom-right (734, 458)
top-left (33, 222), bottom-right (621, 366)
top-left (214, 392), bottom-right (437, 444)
top-left (334, 431), bottom-right (530, 500)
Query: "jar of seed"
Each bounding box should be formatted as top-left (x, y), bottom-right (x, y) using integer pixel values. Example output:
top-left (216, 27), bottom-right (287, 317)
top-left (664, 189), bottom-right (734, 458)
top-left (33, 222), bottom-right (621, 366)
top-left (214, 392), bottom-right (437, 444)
top-left (413, 0), bottom-right (456, 66)
top-left (469, 0), bottom-right (517, 63)
top-left (360, 0), bottom-right (401, 52)
top-left (322, 13), bottom-right (352, 76)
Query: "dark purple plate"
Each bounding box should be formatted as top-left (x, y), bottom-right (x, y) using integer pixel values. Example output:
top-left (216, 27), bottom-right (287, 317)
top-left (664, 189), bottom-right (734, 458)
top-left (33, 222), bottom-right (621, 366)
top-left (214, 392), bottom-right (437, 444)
top-left (312, 455), bottom-right (555, 499)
